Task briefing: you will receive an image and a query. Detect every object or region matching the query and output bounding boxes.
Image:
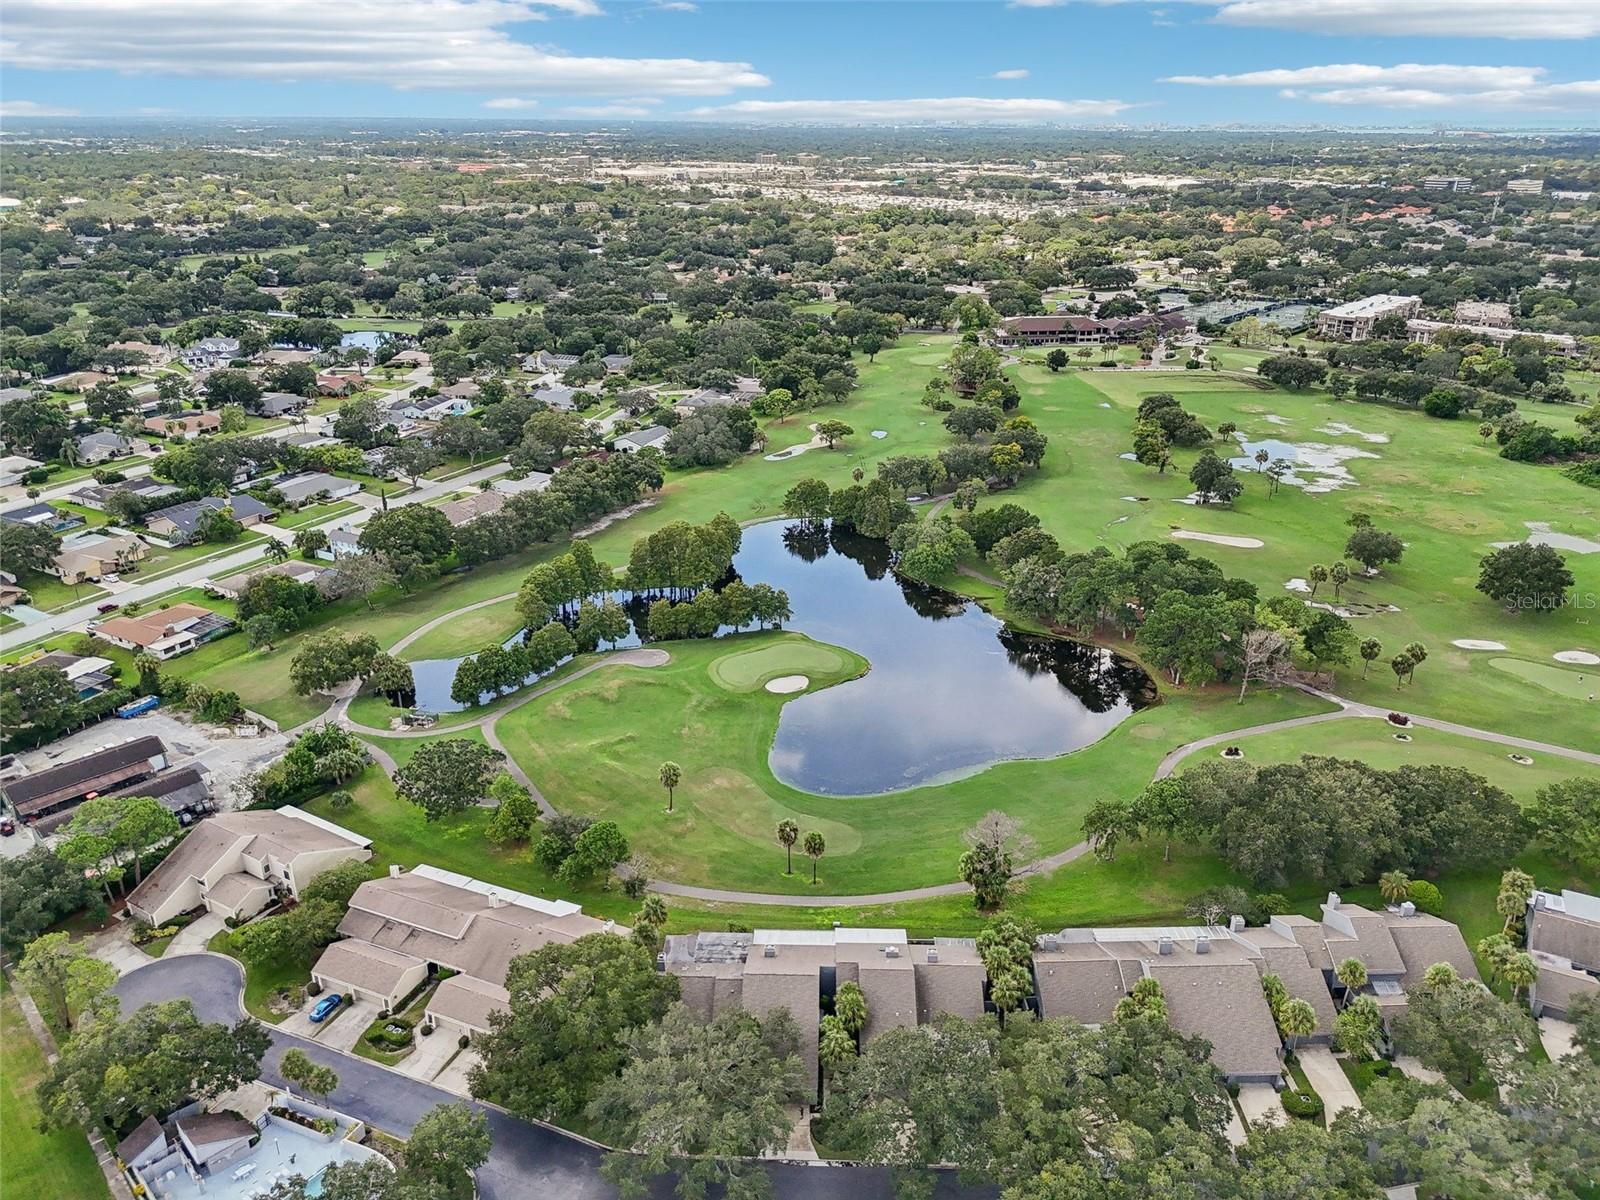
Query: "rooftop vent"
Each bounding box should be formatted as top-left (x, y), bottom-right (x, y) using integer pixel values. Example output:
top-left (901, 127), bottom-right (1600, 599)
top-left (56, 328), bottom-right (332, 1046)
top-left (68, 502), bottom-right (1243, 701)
top-left (1229, 915), bottom-right (1245, 933)
top-left (763, 944), bottom-right (777, 958)
top-left (1327, 891), bottom-right (1342, 908)
top-left (927, 948), bottom-right (940, 963)
top-left (1398, 901), bottom-right (1416, 918)
top-left (1158, 936), bottom-right (1174, 956)
top-left (1042, 936), bottom-right (1060, 952)
top-left (1195, 935), bottom-right (1210, 955)
top-left (487, 891), bottom-right (505, 908)
top-left (885, 945), bottom-right (900, 959)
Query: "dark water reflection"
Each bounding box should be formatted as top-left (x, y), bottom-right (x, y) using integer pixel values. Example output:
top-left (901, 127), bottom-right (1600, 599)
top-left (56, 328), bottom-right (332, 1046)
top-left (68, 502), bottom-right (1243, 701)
top-left (405, 520), bottom-right (1155, 793)
top-left (746, 520), bottom-right (1155, 795)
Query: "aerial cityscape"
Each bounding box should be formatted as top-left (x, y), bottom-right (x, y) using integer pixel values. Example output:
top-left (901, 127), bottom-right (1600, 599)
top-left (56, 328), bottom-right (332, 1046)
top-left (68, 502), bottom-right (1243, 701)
top-left (1, 2), bottom-right (1598, 1199)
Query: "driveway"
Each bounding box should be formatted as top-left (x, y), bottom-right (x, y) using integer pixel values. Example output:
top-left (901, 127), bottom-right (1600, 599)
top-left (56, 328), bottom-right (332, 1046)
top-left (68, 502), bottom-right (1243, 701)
top-left (398, 1027), bottom-right (460, 1085)
top-left (167, 911), bottom-right (226, 956)
top-left (1236, 1084), bottom-right (1286, 1131)
top-left (316, 997), bottom-right (380, 1053)
top-left (114, 956), bottom-right (992, 1200)
top-left (1539, 1017), bottom-right (1578, 1062)
top-left (1297, 1047), bottom-right (1361, 1122)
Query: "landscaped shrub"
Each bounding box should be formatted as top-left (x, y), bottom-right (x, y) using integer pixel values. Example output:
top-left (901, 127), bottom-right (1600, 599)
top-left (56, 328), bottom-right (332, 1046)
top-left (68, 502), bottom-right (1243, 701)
top-left (1280, 1088), bottom-right (1323, 1120)
top-left (1407, 880), bottom-right (1443, 914)
top-left (458, 1034), bottom-right (470, 1050)
top-left (420, 1023), bottom-right (434, 1037)
top-left (307, 980), bottom-right (323, 997)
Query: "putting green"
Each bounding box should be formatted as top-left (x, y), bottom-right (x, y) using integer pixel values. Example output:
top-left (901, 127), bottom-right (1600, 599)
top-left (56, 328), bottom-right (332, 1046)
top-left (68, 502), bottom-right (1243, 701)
top-left (1488, 657), bottom-right (1598, 702)
top-left (708, 637), bottom-right (861, 693)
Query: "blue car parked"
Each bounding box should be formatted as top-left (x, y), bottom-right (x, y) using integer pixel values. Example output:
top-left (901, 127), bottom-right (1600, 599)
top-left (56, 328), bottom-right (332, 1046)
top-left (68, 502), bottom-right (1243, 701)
top-left (309, 994), bottom-right (343, 1023)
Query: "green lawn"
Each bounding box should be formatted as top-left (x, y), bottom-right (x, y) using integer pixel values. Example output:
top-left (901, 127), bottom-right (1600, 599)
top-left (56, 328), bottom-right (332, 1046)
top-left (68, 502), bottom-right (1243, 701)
top-left (274, 500), bottom-right (361, 530)
top-left (494, 631), bottom-right (1334, 895)
top-left (207, 929), bottom-right (312, 1024)
top-left (0, 984), bottom-right (111, 1200)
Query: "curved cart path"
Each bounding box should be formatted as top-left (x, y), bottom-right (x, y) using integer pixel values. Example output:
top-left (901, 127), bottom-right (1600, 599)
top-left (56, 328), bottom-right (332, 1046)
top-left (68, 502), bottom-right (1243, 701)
top-left (648, 688), bottom-right (1600, 908)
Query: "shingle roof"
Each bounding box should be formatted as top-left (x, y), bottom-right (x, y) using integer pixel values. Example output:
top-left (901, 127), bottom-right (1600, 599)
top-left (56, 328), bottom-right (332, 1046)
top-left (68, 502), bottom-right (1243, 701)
top-left (1, 736), bottom-right (166, 814)
top-left (1530, 908), bottom-right (1600, 971)
top-left (1147, 960), bottom-right (1285, 1080)
top-left (313, 938), bottom-right (426, 996)
top-left (426, 974), bottom-right (510, 1032)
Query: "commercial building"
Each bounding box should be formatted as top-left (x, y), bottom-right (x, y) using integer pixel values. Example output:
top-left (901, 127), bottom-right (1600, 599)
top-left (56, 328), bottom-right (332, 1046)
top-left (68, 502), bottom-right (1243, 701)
top-left (1, 735), bottom-right (168, 830)
top-left (1422, 176), bottom-right (1473, 192)
top-left (1453, 300), bottom-right (1514, 327)
top-left (1527, 889), bottom-right (1600, 1020)
top-left (1314, 294), bottom-right (1422, 342)
top-left (1406, 319), bottom-right (1578, 357)
top-left (125, 807), bottom-right (372, 927)
top-left (1506, 179), bottom-right (1545, 195)
top-left (993, 310), bottom-right (1188, 348)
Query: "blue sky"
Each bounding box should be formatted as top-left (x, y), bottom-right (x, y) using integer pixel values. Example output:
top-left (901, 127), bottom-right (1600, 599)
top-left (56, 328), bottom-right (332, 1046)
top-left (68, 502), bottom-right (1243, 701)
top-left (2, 1), bottom-right (1598, 125)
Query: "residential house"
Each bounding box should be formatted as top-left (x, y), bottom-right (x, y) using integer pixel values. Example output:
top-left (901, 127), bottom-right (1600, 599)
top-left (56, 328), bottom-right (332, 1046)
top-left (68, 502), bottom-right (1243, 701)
top-left (1313, 295), bottom-right (1422, 342)
top-left (316, 374), bottom-right (360, 397)
top-left (664, 927), bottom-right (986, 1096)
top-left (0, 455), bottom-right (44, 487)
top-left (2, 502), bottom-right (83, 533)
top-left (279, 430), bottom-right (340, 450)
top-left (3, 650), bottom-right (117, 699)
top-left (602, 354), bottom-right (634, 374)
top-left (180, 337), bottom-right (242, 369)
top-left (125, 807), bottom-right (372, 926)
top-left (270, 472), bottom-right (361, 508)
top-left (316, 525), bottom-right (365, 561)
top-left (75, 430), bottom-right (133, 463)
top-left (532, 385), bottom-right (578, 412)
top-left (71, 477), bottom-right (181, 512)
top-left (490, 472), bottom-right (552, 496)
top-left (613, 426), bottom-right (669, 454)
top-left (258, 391), bottom-right (310, 418)
top-left (91, 602), bottom-right (235, 660)
top-left (387, 349), bottom-right (430, 369)
top-left (106, 340), bottom-right (172, 367)
top-left (206, 559), bottom-right (330, 601)
top-left (0, 570), bottom-right (27, 609)
top-left (0, 735), bottom-right (168, 831)
top-left (51, 530), bottom-right (149, 584)
top-left (387, 391), bottom-right (473, 421)
top-left (534, 350), bottom-right (581, 373)
top-left (144, 411), bottom-right (222, 440)
top-left (1527, 889), bottom-right (1600, 1019)
top-left (144, 494), bottom-right (273, 545)
top-left (310, 864), bottom-right (618, 1022)
top-left (0, 387), bottom-right (40, 408)
top-left (435, 490), bottom-right (508, 528)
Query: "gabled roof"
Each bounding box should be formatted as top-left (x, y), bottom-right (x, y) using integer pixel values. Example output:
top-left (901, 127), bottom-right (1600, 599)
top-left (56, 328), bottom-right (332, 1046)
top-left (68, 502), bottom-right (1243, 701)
top-left (1, 736), bottom-right (166, 814)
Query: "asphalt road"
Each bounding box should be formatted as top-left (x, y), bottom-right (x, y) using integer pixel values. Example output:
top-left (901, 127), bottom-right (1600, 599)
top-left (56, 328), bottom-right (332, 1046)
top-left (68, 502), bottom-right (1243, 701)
top-left (113, 956), bottom-right (991, 1200)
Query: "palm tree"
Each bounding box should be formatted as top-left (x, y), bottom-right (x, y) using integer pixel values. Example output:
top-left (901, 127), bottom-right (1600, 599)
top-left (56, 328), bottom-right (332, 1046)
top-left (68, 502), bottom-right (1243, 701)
top-left (266, 539), bottom-right (291, 564)
top-left (1378, 869), bottom-right (1411, 905)
top-left (1307, 563), bottom-right (1329, 597)
top-left (1253, 447), bottom-right (1269, 472)
top-left (1277, 997), bottom-right (1316, 1050)
top-left (1334, 957), bottom-right (1368, 1007)
top-left (803, 831), bottom-right (826, 884)
top-left (1403, 642), bottom-right (1428, 684)
top-left (1360, 638), bottom-right (1383, 678)
top-left (1330, 561), bottom-right (1350, 600)
top-left (818, 1014), bottom-right (857, 1091)
top-left (657, 761), bottom-right (681, 813)
top-left (776, 820), bottom-right (799, 874)
top-left (1501, 951), bottom-right (1536, 1001)
top-left (834, 981), bottom-right (868, 1036)
top-left (1496, 868), bottom-right (1534, 933)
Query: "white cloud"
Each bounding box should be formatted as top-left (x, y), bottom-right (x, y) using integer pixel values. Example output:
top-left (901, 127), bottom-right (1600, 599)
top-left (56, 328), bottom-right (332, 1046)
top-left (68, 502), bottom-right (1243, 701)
top-left (1284, 81), bottom-right (1600, 109)
top-left (686, 97), bottom-right (1134, 123)
top-left (992, 68), bottom-right (1031, 80)
top-left (1008, 0), bottom-right (1600, 39)
top-left (1165, 64), bottom-right (1546, 89)
top-left (0, 99), bottom-right (79, 116)
top-left (1162, 59), bottom-right (1600, 110)
top-left (1, 0), bottom-right (769, 96)
top-left (484, 97), bottom-right (540, 109)
top-left (653, 1), bottom-right (698, 10)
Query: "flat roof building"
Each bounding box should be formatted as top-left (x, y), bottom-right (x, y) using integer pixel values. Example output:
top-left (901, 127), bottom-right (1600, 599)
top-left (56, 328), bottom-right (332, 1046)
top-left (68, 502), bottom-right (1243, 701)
top-left (1315, 294), bottom-right (1422, 342)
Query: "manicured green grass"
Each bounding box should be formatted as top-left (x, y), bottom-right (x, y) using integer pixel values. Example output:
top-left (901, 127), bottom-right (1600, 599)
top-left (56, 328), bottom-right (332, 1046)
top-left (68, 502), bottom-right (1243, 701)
top-left (495, 631), bottom-right (1334, 894)
top-left (706, 636), bottom-right (864, 692)
top-left (1338, 1056), bottom-right (1397, 1097)
top-left (137, 533), bottom-right (269, 581)
top-left (274, 501), bottom-right (360, 530)
top-left (140, 935), bottom-right (176, 958)
top-left (207, 929), bottom-right (311, 1024)
top-left (14, 572), bottom-right (107, 612)
top-left (0, 984), bottom-right (110, 1200)
top-left (1195, 716), bottom-right (1599, 802)
top-left (1487, 657), bottom-right (1598, 702)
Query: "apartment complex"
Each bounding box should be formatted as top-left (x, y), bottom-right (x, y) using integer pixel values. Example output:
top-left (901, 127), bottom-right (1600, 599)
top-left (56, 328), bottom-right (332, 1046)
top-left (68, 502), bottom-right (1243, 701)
top-left (1527, 888), bottom-right (1600, 1020)
top-left (1406, 319), bottom-right (1578, 357)
top-left (1314, 294), bottom-right (1423, 341)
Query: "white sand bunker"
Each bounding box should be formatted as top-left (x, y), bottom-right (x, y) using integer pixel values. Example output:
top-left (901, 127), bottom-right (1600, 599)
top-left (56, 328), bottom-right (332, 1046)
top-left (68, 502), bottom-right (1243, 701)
top-left (1318, 422), bottom-right (1390, 444)
top-left (1453, 639), bottom-right (1508, 651)
top-left (1285, 577), bottom-right (1311, 593)
top-left (765, 675), bottom-right (809, 694)
top-left (1172, 530), bottom-right (1264, 549)
top-left (1264, 414), bottom-right (1295, 426)
top-left (765, 424), bottom-right (826, 461)
top-left (1230, 434), bottom-right (1379, 493)
top-left (1554, 650), bottom-right (1600, 666)
top-left (1119, 452), bottom-right (1139, 461)
top-left (1121, 496), bottom-right (1149, 503)
top-left (871, 430), bottom-right (888, 439)
top-left (1099, 402), bottom-right (1112, 409)
top-left (1493, 522), bottom-right (1600, 556)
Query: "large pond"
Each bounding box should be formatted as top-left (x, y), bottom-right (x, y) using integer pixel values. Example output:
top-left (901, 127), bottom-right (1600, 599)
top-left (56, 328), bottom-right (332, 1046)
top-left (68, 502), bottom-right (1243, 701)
top-left (406, 520), bottom-right (1156, 796)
